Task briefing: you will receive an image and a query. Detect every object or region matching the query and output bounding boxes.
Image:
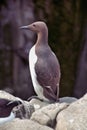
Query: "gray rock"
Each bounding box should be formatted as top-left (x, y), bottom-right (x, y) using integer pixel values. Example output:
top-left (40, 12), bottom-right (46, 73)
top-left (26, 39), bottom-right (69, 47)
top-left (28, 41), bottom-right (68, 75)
top-left (56, 93), bottom-right (87, 130)
top-left (31, 102), bottom-right (68, 127)
top-left (0, 90), bottom-right (16, 100)
top-left (1, 90), bottom-right (87, 130)
top-left (29, 98), bottom-right (50, 110)
top-left (0, 91), bottom-right (35, 119)
top-left (59, 97), bottom-right (77, 103)
top-left (13, 103), bottom-right (35, 119)
top-left (0, 119), bottom-right (53, 130)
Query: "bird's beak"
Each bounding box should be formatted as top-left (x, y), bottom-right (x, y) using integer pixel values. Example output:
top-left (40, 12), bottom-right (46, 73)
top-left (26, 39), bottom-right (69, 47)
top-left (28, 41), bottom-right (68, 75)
top-left (19, 25), bottom-right (34, 31)
top-left (19, 25), bottom-right (29, 29)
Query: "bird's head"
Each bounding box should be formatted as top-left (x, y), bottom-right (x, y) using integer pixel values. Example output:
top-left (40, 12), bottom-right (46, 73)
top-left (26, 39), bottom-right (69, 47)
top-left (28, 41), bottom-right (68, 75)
top-left (20, 21), bottom-right (48, 34)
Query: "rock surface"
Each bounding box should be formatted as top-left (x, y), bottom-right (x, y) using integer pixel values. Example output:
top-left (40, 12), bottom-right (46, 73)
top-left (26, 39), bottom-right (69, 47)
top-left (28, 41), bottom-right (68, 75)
top-left (56, 94), bottom-right (87, 130)
top-left (0, 90), bottom-right (87, 130)
top-left (29, 98), bottom-right (49, 109)
top-left (59, 97), bottom-right (77, 103)
top-left (31, 102), bottom-right (68, 127)
top-left (0, 90), bottom-right (35, 119)
top-left (0, 90), bottom-right (16, 100)
top-left (0, 119), bottom-right (53, 130)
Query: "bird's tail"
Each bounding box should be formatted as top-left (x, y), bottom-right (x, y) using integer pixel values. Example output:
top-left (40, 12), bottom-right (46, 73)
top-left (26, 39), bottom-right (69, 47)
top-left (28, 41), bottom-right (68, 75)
top-left (46, 85), bottom-right (59, 102)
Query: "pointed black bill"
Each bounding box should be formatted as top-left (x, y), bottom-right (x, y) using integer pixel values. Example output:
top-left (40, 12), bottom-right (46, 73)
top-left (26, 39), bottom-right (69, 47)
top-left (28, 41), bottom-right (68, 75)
top-left (19, 25), bottom-right (29, 29)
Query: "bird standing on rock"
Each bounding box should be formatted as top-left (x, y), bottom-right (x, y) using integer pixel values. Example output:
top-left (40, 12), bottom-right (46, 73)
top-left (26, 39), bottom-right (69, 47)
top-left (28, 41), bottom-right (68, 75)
top-left (20, 21), bottom-right (61, 102)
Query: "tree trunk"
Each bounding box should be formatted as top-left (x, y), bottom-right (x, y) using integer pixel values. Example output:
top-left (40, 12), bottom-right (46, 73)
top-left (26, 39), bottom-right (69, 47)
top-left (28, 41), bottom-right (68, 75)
top-left (0, 0), bottom-right (36, 99)
top-left (73, 24), bottom-right (87, 98)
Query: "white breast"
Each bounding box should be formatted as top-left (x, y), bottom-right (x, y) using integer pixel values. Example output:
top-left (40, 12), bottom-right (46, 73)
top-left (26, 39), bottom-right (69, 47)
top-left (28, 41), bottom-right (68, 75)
top-left (0, 112), bottom-right (15, 125)
top-left (29, 45), bottom-right (48, 101)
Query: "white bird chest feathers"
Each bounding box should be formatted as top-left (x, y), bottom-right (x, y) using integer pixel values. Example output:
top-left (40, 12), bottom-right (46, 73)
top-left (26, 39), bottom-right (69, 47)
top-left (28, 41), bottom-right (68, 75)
top-left (29, 45), bottom-right (48, 101)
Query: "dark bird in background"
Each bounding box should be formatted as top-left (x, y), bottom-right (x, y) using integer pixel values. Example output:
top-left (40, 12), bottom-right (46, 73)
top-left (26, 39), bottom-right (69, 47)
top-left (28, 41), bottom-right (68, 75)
top-left (20, 21), bottom-right (61, 102)
top-left (0, 98), bottom-right (21, 125)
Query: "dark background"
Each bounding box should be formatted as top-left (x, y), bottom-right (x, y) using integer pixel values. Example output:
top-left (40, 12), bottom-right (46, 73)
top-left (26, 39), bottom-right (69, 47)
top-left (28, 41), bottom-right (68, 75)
top-left (0, 0), bottom-right (87, 99)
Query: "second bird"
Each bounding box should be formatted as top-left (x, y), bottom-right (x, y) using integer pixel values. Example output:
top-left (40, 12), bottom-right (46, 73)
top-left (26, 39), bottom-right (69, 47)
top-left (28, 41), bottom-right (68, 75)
top-left (20, 21), bottom-right (61, 102)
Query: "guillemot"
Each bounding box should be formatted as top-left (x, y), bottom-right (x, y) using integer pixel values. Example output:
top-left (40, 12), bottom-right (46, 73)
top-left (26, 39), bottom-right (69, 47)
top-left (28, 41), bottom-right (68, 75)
top-left (0, 98), bottom-right (21, 125)
top-left (20, 21), bottom-right (61, 102)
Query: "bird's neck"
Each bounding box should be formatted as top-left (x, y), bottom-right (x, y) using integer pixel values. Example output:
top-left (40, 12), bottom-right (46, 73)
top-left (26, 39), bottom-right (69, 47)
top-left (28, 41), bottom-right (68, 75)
top-left (36, 30), bottom-right (48, 45)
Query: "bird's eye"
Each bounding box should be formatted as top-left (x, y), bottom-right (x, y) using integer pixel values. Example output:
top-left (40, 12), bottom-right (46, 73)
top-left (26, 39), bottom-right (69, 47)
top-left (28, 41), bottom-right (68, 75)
top-left (33, 24), bottom-right (36, 27)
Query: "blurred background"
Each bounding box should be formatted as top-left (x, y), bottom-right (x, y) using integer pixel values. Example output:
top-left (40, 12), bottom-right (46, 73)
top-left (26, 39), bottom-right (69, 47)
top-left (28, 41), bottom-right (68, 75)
top-left (0, 0), bottom-right (87, 100)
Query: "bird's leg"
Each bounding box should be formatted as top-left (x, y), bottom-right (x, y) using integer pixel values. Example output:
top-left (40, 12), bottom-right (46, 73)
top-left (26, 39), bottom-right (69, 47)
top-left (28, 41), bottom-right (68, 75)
top-left (27, 96), bottom-right (44, 102)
